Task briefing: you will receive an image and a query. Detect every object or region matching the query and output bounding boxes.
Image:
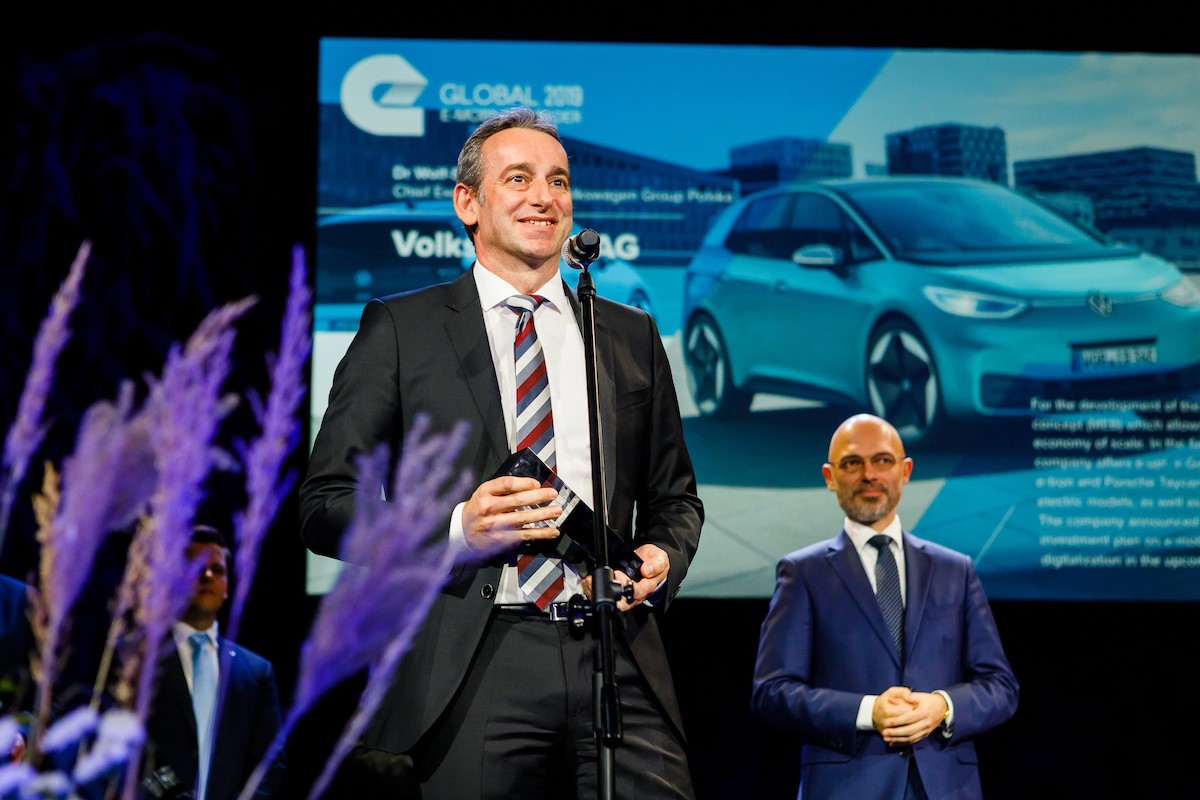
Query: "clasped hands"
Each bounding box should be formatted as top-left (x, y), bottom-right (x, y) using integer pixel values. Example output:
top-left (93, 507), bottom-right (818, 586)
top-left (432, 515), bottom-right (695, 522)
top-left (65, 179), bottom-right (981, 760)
top-left (872, 686), bottom-right (949, 746)
top-left (461, 475), bottom-right (668, 611)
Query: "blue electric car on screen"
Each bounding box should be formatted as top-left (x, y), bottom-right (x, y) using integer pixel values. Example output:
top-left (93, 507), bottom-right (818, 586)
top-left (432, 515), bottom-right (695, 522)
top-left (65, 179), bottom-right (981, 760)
top-left (681, 177), bottom-right (1200, 442)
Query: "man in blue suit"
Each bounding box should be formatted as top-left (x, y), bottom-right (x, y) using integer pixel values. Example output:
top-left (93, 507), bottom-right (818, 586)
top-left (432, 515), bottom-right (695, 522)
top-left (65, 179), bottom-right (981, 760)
top-left (752, 414), bottom-right (1017, 800)
top-left (0, 573), bottom-right (32, 708)
top-left (1, 573), bottom-right (33, 761)
top-left (141, 526), bottom-right (282, 800)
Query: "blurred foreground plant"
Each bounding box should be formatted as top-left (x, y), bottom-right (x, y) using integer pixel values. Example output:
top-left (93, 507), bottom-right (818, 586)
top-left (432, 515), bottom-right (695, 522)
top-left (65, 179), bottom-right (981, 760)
top-left (0, 243), bottom-right (308, 799)
top-left (237, 413), bottom-right (493, 800)
top-left (1, 240), bottom-right (482, 800)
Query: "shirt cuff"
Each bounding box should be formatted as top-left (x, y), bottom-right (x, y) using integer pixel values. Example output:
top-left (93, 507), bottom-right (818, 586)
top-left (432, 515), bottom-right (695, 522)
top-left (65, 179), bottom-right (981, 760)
top-left (857, 695), bottom-right (878, 731)
top-left (933, 689), bottom-right (954, 737)
top-left (448, 501), bottom-right (468, 552)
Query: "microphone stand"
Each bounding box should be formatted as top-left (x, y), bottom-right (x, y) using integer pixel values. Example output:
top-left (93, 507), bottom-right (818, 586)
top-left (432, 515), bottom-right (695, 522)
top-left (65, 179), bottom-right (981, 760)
top-left (571, 237), bottom-right (624, 800)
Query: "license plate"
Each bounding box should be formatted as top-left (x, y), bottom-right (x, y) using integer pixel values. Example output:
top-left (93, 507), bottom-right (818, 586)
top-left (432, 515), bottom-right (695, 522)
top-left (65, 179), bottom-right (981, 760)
top-left (1073, 343), bottom-right (1157, 371)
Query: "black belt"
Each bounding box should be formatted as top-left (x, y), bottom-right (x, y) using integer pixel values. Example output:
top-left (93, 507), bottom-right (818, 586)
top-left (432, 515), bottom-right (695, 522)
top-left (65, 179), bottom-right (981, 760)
top-left (498, 602), bottom-right (575, 622)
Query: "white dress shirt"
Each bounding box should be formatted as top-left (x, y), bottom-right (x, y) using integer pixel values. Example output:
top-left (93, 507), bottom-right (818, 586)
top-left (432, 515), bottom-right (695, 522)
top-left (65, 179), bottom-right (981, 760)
top-left (844, 516), bottom-right (907, 603)
top-left (846, 517), bottom-right (954, 734)
top-left (450, 264), bottom-right (591, 604)
top-left (173, 620), bottom-right (220, 690)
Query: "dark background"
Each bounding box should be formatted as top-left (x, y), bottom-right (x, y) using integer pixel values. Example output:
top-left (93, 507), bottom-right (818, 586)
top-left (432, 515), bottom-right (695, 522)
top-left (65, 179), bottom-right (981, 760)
top-left (2, 10), bottom-right (1195, 798)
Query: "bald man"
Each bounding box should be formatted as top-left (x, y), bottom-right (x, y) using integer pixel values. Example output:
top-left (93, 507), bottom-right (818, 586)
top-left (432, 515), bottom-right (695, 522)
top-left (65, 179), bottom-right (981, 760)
top-left (752, 414), bottom-right (1017, 800)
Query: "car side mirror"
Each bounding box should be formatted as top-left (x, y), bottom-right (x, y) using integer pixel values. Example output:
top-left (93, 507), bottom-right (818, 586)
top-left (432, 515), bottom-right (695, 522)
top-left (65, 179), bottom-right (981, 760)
top-left (792, 244), bottom-right (842, 268)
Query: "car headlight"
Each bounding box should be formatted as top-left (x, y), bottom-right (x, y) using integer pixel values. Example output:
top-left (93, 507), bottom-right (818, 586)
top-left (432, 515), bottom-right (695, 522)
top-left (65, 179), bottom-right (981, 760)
top-left (1161, 277), bottom-right (1200, 308)
top-left (922, 286), bottom-right (1027, 319)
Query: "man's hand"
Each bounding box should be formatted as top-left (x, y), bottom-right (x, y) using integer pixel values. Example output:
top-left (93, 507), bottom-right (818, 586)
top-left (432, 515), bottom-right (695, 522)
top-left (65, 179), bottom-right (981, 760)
top-left (461, 476), bottom-right (563, 553)
top-left (872, 686), bottom-right (948, 746)
top-left (581, 543), bottom-right (670, 611)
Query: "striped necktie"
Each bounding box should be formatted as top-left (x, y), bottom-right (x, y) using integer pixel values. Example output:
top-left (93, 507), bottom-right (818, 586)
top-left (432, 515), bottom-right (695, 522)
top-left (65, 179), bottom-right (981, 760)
top-left (506, 294), bottom-right (565, 609)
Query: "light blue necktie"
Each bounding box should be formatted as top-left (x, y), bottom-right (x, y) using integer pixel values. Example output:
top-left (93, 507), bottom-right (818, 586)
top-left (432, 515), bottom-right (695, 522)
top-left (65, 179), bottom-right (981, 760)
top-left (869, 534), bottom-right (905, 662)
top-left (189, 631), bottom-right (217, 800)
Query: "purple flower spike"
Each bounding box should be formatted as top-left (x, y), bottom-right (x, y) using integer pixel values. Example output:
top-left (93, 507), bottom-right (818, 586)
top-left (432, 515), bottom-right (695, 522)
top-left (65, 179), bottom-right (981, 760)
top-left (0, 240), bottom-right (90, 546)
top-left (238, 415), bottom-right (483, 800)
top-left (227, 243), bottom-right (311, 646)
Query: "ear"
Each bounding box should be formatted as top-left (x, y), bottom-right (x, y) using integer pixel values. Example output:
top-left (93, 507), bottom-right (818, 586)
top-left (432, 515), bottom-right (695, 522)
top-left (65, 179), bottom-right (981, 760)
top-left (821, 463), bottom-right (836, 490)
top-left (453, 183), bottom-right (478, 227)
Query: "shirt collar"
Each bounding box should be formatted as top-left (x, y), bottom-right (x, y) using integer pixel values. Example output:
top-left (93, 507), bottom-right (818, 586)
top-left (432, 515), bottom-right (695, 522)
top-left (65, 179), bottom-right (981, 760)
top-left (844, 515), bottom-right (904, 554)
top-left (473, 263), bottom-right (567, 315)
top-left (173, 620), bottom-right (219, 648)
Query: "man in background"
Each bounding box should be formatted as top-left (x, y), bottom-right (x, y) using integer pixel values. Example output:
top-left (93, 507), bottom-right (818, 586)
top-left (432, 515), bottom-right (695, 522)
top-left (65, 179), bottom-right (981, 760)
top-left (142, 526), bottom-right (282, 799)
top-left (0, 572), bottom-right (33, 761)
top-left (752, 413), bottom-right (1018, 800)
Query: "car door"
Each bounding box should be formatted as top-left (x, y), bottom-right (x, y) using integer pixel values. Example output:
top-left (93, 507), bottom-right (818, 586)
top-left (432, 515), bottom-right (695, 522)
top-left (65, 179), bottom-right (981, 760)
top-left (753, 191), bottom-right (878, 400)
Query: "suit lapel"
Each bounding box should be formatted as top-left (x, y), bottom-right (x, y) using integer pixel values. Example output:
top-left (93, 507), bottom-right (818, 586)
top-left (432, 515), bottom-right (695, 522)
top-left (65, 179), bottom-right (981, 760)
top-left (444, 272), bottom-right (508, 464)
top-left (160, 641), bottom-right (198, 741)
top-left (828, 530), bottom-right (902, 666)
top-left (900, 531), bottom-right (931, 659)
top-left (208, 639), bottom-right (242, 799)
top-left (213, 640), bottom-right (240, 757)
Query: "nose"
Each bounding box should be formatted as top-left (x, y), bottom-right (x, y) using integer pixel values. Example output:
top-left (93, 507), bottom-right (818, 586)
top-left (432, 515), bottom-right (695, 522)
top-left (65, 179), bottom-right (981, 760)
top-left (529, 177), bottom-right (553, 207)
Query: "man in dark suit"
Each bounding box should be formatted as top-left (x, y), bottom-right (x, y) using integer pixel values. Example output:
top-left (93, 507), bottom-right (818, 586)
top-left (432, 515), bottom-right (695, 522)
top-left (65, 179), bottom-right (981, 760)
top-left (0, 573), bottom-right (32, 707)
top-left (752, 414), bottom-right (1018, 800)
top-left (141, 527), bottom-right (282, 800)
top-left (0, 573), bottom-right (33, 761)
top-left (300, 105), bottom-right (703, 799)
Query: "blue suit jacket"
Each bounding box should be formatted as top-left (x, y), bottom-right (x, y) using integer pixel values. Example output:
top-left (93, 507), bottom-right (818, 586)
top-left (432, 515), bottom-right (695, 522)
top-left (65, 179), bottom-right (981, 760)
top-left (752, 530), bottom-right (1018, 800)
top-left (0, 574), bottom-right (32, 711)
top-left (142, 637), bottom-right (283, 800)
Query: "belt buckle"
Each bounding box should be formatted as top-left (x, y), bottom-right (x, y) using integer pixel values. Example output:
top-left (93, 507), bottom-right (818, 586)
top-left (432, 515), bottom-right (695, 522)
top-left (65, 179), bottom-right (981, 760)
top-left (546, 602), bottom-right (570, 622)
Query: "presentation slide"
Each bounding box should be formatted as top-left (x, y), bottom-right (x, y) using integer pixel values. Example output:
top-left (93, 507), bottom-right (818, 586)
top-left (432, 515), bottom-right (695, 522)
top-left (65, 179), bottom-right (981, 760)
top-left (310, 37), bottom-right (1200, 601)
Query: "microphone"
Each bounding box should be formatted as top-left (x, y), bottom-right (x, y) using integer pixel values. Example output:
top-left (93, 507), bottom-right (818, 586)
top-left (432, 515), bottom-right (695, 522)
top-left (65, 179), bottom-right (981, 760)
top-left (561, 228), bottom-right (601, 270)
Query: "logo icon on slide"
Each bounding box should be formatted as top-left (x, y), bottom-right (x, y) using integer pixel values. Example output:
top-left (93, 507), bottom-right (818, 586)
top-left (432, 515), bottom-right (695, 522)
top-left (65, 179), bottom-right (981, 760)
top-left (340, 54), bottom-right (428, 136)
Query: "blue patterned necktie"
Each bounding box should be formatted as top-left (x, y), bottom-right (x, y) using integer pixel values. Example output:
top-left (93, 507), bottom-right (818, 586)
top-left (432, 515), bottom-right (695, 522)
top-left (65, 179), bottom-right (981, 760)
top-left (869, 534), bottom-right (905, 661)
top-left (506, 294), bottom-right (566, 609)
top-left (190, 631), bottom-right (217, 800)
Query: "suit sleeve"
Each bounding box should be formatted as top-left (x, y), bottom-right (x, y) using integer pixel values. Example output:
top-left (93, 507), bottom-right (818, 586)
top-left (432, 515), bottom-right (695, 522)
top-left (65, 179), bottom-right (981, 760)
top-left (299, 299), bottom-right (402, 558)
top-left (943, 560), bottom-right (1019, 738)
top-left (246, 657), bottom-right (285, 797)
top-left (629, 309), bottom-right (703, 609)
top-left (751, 556), bottom-right (863, 754)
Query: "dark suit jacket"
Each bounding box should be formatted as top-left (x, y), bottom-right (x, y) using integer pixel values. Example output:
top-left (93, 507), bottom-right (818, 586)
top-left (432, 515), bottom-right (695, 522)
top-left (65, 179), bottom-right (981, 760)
top-left (299, 269), bottom-right (704, 753)
top-left (0, 574), bottom-right (33, 713)
top-left (142, 636), bottom-right (283, 800)
top-left (751, 530), bottom-right (1018, 800)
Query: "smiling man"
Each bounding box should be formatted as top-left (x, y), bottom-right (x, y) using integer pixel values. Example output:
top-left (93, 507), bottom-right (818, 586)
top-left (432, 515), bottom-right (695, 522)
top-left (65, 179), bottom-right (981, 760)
top-left (301, 105), bottom-right (704, 799)
top-left (752, 414), bottom-right (1018, 800)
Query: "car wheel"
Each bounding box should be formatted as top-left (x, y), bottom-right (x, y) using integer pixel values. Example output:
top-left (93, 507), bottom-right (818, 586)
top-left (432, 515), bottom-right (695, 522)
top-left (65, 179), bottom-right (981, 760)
top-left (866, 320), bottom-right (943, 443)
top-left (685, 315), bottom-right (751, 417)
